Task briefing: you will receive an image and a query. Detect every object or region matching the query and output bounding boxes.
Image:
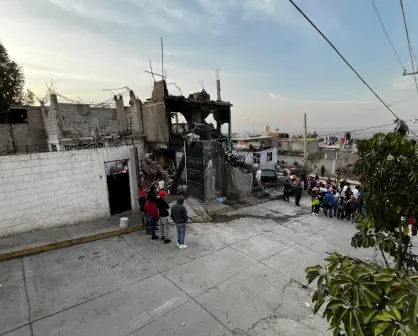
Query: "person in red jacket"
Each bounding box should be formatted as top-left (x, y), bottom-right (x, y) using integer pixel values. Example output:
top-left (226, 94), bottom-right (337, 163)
top-left (144, 199), bottom-right (159, 241)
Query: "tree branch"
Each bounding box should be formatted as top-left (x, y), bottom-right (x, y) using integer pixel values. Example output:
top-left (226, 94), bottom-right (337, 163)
top-left (396, 223), bottom-right (403, 271)
top-left (380, 249), bottom-right (390, 268)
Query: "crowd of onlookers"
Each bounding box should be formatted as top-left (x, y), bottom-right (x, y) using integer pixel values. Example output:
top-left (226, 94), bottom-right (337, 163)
top-left (283, 173), bottom-right (362, 221)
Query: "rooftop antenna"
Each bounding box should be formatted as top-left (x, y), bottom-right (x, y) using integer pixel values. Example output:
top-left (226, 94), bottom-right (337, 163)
top-left (161, 37), bottom-right (164, 83)
top-left (199, 80), bottom-right (205, 90)
top-left (216, 68), bottom-right (221, 101)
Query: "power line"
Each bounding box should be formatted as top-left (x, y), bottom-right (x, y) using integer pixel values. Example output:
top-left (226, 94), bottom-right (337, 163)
top-left (399, 0), bottom-right (418, 94)
top-left (371, 0), bottom-right (406, 71)
top-left (287, 0), bottom-right (399, 121)
top-left (277, 77), bottom-right (412, 115)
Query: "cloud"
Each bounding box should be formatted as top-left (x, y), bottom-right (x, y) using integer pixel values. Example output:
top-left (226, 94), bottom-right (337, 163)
top-left (268, 92), bottom-right (285, 100)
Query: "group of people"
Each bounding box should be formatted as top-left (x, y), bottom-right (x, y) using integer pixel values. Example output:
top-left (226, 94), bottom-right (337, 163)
top-left (283, 173), bottom-right (362, 222)
top-left (310, 177), bottom-right (361, 221)
top-left (139, 186), bottom-right (189, 249)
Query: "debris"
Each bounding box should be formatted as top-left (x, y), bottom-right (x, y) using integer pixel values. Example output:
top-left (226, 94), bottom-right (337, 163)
top-left (305, 302), bottom-right (311, 307)
top-left (216, 197), bottom-right (226, 204)
top-left (181, 322), bottom-right (186, 327)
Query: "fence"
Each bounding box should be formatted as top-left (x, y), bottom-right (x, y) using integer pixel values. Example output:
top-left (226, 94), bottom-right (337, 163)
top-left (0, 140), bottom-right (133, 156)
top-left (0, 144), bottom-right (49, 155)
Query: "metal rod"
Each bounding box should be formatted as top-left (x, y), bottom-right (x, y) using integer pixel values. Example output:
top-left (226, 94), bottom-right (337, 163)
top-left (161, 37), bottom-right (164, 82)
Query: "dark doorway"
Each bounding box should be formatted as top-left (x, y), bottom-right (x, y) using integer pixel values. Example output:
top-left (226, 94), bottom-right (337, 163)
top-left (105, 160), bottom-right (132, 215)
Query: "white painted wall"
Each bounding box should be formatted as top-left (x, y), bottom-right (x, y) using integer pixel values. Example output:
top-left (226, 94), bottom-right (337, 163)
top-left (0, 145), bottom-right (139, 237)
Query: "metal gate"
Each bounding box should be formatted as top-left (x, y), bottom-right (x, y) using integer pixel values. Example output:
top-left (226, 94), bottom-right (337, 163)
top-left (186, 141), bottom-right (204, 200)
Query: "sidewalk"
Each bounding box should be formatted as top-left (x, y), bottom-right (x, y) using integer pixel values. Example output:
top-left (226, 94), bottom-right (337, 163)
top-left (0, 199), bottom-right (236, 262)
top-left (0, 214), bottom-right (144, 261)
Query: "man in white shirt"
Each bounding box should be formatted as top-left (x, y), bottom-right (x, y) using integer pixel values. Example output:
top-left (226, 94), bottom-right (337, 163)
top-left (352, 186), bottom-right (359, 199)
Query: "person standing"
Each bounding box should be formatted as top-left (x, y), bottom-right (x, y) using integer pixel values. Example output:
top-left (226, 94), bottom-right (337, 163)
top-left (332, 190), bottom-right (339, 218)
top-left (294, 181), bottom-right (303, 206)
top-left (144, 197), bottom-right (159, 240)
top-left (337, 196), bottom-right (346, 220)
top-left (283, 180), bottom-right (291, 202)
top-left (345, 195), bottom-right (359, 222)
top-left (311, 187), bottom-right (320, 215)
top-left (352, 186), bottom-right (360, 200)
top-left (156, 191), bottom-right (171, 244)
top-left (139, 189), bottom-right (149, 234)
top-left (170, 196), bottom-right (188, 249)
top-left (323, 190), bottom-right (336, 218)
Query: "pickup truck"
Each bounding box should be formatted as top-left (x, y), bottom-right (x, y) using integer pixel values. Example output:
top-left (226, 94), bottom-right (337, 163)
top-left (255, 169), bottom-right (279, 188)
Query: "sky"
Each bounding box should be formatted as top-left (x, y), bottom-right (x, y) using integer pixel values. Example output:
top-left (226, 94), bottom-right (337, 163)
top-left (1, 0), bottom-right (418, 137)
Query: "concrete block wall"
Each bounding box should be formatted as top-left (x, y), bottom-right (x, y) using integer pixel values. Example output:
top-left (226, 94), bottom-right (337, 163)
top-left (0, 107), bottom-right (47, 154)
top-left (125, 106), bottom-right (140, 134)
top-left (0, 145), bottom-right (139, 237)
top-left (143, 102), bottom-right (170, 144)
top-left (57, 103), bottom-right (116, 138)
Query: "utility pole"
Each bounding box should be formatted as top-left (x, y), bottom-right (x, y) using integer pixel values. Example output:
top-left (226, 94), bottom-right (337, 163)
top-left (304, 113), bottom-right (307, 159)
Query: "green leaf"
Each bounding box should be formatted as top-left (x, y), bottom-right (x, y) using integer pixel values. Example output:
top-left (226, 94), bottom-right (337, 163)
top-left (305, 265), bottom-right (322, 273)
top-left (396, 206), bottom-right (402, 214)
top-left (389, 306), bottom-right (402, 321)
top-left (371, 322), bottom-right (391, 335)
top-left (362, 308), bottom-right (378, 324)
top-left (383, 325), bottom-right (397, 336)
top-left (372, 311), bottom-right (394, 322)
top-left (375, 274), bottom-right (393, 282)
top-left (344, 311), bottom-right (353, 336)
top-left (313, 299), bottom-right (325, 315)
top-left (326, 300), bottom-right (345, 310)
top-left (409, 295), bottom-right (418, 326)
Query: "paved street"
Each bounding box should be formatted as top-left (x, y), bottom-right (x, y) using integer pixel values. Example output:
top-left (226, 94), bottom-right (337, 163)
top-left (1, 199), bottom-right (376, 336)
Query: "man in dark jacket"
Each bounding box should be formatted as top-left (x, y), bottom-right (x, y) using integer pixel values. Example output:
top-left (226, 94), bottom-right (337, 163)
top-left (283, 180), bottom-right (291, 202)
top-left (170, 197), bottom-right (188, 249)
top-left (294, 181), bottom-right (303, 206)
top-left (156, 191), bottom-right (171, 244)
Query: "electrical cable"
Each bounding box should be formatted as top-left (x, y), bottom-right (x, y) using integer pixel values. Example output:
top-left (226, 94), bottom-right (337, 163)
top-left (287, 0), bottom-right (399, 120)
top-left (399, 0), bottom-right (418, 94)
top-left (371, 0), bottom-right (406, 71)
top-left (287, 0), bottom-right (418, 138)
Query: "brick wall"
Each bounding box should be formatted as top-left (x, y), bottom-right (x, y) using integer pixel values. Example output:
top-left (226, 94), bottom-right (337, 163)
top-left (0, 145), bottom-right (139, 237)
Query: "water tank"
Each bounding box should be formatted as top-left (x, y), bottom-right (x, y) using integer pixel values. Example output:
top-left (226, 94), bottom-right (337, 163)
top-left (264, 125), bottom-right (270, 133)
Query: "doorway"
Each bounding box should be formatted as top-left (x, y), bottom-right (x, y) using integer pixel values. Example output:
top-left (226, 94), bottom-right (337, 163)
top-left (105, 160), bottom-right (132, 215)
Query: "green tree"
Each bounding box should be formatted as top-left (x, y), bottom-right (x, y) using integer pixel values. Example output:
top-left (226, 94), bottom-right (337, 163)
top-left (0, 40), bottom-right (26, 122)
top-left (306, 132), bottom-right (418, 335)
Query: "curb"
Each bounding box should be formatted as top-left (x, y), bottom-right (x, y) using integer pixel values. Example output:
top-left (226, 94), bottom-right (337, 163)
top-left (0, 225), bottom-right (144, 262)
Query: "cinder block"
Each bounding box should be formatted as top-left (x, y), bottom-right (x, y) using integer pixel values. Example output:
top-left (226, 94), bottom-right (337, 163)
top-left (31, 166), bottom-right (42, 174)
top-left (58, 169), bottom-right (73, 177)
top-left (35, 178), bottom-right (53, 187)
top-left (44, 183), bottom-right (62, 192)
top-left (13, 167), bottom-right (33, 176)
top-left (23, 174), bottom-right (37, 182)
top-left (41, 171), bottom-right (58, 180)
top-left (2, 176), bottom-right (24, 185)
top-left (40, 158), bottom-right (57, 166)
top-left (7, 187), bottom-right (38, 199)
top-left (0, 169), bottom-right (14, 178)
top-left (52, 176), bottom-right (68, 184)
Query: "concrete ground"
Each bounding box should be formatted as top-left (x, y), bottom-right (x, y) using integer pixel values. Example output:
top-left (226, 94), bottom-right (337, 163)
top-left (1, 198), bottom-right (377, 336)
